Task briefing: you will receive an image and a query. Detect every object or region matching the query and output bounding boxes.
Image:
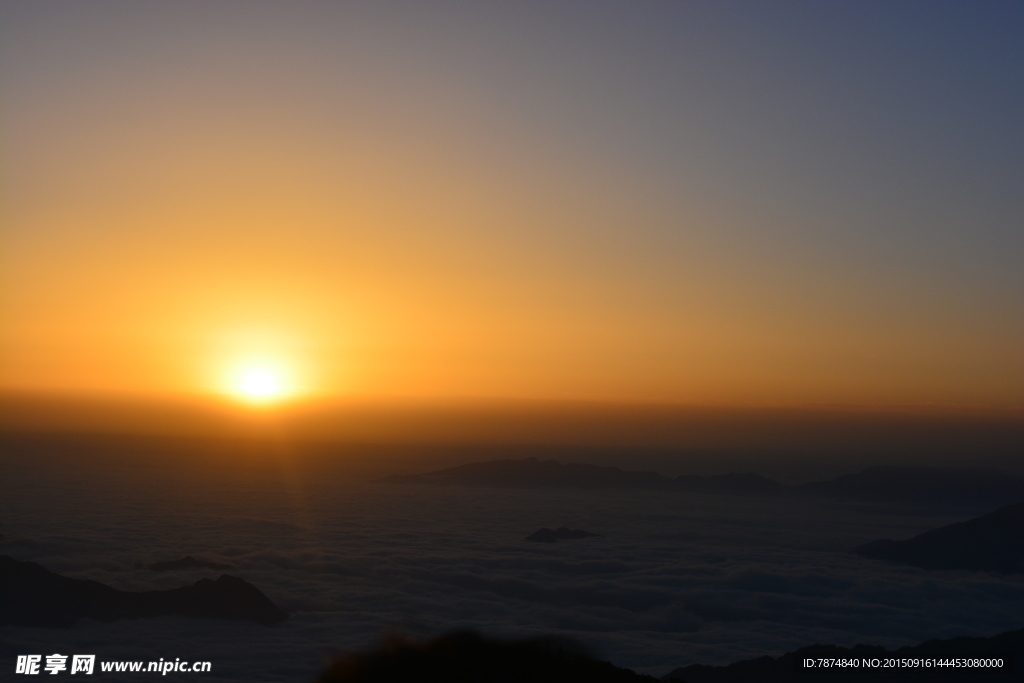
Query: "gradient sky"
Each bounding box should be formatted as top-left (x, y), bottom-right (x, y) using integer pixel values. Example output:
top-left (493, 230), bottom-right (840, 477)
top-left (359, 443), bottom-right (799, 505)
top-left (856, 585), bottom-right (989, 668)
top-left (2, 1), bottom-right (1022, 410)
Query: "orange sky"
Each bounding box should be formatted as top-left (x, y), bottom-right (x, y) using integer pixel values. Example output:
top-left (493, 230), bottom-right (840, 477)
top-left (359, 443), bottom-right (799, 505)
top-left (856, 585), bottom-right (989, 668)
top-left (2, 2), bottom-right (1022, 413)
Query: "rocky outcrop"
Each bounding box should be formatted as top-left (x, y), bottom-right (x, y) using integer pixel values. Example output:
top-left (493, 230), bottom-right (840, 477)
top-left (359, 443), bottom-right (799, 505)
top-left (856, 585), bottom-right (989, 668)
top-left (0, 555), bottom-right (287, 627)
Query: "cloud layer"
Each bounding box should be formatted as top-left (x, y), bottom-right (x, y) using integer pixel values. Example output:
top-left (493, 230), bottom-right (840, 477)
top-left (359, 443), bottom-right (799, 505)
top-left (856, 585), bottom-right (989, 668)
top-left (3, 451), bottom-right (1024, 680)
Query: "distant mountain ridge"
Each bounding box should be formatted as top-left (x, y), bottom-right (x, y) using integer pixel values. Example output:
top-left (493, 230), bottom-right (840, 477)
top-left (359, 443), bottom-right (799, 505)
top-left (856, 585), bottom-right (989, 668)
top-left (855, 502), bottom-right (1024, 573)
top-left (0, 555), bottom-right (287, 627)
top-left (798, 466), bottom-right (1024, 505)
top-left (526, 527), bottom-right (603, 543)
top-left (384, 458), bottom-right (1024, 504)
top-left (677, 472), bottom-right (788, 496)
top-left (383, 458), bottom-right (783, 496)
top-left (384, 458), bottom-right (673, 489)
top-left (147, 555), bottom-right (234, 572)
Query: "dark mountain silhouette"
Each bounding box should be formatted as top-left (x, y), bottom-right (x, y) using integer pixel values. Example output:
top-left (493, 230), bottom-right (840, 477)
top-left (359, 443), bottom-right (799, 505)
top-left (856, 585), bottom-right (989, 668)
top-left (855, 503), bottom-right (1024, 573)
top-left (665, 625), bottom-right (1023, 682)
top-left (798, 466), bottom-right (1024, 505)
top-left (526, 527), bottom-right (603, 543)
top-left (384, 458), bottom-right (781, 495)
top-left (384, 458), bottom-right (673, 490)
top-left (674, 472), bottom-right (786, 496)
top-left (148, 555), bottom-right (234, 571)
top-left (0, 555), bottom-right (287, 627)
top-left (385, 459), bottom-right (1024, 506)
top-left (314, 630), bottom-right (661, 682)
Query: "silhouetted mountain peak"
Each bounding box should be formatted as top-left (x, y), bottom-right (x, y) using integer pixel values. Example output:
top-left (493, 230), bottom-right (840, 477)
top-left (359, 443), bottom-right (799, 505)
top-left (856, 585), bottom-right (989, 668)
top-left (0, 555), bottom-right (287, 627)
top-left (856, 502), bottom-right (1024, 573)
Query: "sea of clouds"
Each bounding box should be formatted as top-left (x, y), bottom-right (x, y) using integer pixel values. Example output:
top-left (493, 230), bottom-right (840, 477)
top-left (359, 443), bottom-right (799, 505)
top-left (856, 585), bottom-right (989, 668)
top-left (3, 449), bottom-right (1024, 681)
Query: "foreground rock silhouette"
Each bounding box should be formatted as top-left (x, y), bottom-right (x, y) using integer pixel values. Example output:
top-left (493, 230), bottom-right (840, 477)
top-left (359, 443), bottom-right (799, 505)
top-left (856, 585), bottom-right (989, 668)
top-left (855, 502), bottom-right (1024, 573)
top-left (313, 631), bottom-right (661, 682)
top-left (0, 555), bottom-right (287, 627)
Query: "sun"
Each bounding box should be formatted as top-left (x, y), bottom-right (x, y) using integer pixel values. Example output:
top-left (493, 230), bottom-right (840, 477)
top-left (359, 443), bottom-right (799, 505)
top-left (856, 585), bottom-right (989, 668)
top-left (227, 363), bottom-right (292, 404)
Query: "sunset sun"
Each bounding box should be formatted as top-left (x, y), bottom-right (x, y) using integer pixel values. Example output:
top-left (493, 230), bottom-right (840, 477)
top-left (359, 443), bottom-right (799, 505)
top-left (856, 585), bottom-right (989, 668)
top-left (228, 363), bottom-right (292, 404)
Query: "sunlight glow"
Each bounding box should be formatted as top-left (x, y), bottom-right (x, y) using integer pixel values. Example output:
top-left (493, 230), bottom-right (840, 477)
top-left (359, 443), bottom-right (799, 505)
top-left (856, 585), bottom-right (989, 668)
top-left (228, 363), bottom-right (291, 404)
